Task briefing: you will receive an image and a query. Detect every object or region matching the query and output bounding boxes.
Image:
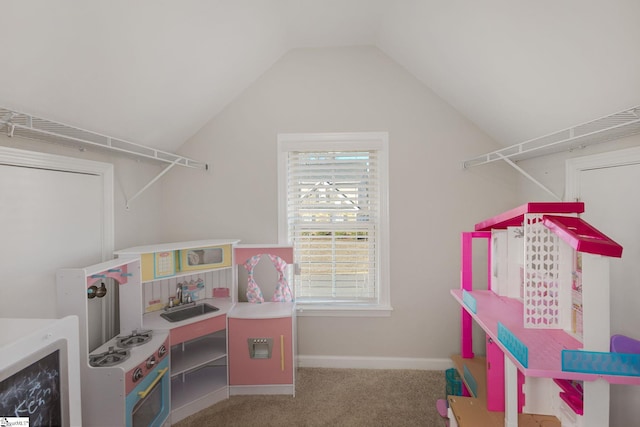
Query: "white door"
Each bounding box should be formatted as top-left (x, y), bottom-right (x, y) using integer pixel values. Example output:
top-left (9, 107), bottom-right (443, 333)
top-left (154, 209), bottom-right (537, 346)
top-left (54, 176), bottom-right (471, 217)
top-left (566, 147), bottom-right (640, 427)
top-left (0, 147), bottom-right (113, 319)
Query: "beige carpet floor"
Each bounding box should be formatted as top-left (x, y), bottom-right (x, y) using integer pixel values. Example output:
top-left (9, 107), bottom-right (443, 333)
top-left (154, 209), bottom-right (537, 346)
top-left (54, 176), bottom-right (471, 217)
top-left (174, 368), bottom-right (447, 427)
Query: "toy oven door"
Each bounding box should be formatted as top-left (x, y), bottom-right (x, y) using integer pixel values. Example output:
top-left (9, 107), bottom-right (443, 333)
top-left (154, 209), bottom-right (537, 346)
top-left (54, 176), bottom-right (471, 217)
top-left (126, 361), bottom-right (170, 427)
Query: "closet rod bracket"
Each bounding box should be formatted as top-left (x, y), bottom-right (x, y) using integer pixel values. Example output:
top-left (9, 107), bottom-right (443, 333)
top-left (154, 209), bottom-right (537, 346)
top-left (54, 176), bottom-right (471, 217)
top-left (125, 159), bottom-right (180, 210)
top-left (496, 153), bottom-right (561, 201)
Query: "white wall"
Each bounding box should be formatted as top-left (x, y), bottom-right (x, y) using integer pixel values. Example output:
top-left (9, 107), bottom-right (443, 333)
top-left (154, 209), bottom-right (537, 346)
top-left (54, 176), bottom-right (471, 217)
top-left (162, 46), bottom-right (519, 364)
top-left (0, 134), bottom-right (165, 251)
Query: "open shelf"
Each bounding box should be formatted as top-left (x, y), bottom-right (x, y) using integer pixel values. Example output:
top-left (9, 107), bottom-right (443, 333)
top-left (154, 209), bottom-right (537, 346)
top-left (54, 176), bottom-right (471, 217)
top-left (451, 355), bottom-right (487, 400)
top-left (171, 334), bottom-right (227, 377)
top-left (170, 366), bottom-right (228, 422)
top-left (171, 365), bottom-right (228, 405)
top-left (449, 355), bottom-right (560, 427)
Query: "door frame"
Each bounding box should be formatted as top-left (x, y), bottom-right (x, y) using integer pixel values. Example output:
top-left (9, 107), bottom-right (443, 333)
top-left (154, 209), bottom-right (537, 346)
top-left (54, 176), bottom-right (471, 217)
top-left (564, 145), bottom-right (640, 427)
top-left (0, 145), bottom-right (114, 260)
top-left (565, 145), bottom-right (640, 201)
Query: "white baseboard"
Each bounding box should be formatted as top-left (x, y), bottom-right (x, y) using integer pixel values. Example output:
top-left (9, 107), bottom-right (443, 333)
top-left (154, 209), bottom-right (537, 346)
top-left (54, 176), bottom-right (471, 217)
top-left (229, 384), bottom-right (295, 396)
top-left (296, 355), bottom-right (453, 370)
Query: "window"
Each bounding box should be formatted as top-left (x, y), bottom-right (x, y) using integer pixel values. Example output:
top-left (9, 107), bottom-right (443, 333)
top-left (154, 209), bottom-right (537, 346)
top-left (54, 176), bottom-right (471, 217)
top-left (278, 132), bottom-right (391, 316)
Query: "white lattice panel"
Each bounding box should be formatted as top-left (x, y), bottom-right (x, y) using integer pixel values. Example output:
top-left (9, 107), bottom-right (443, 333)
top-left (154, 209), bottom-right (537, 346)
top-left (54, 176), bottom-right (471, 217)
top-left (524, 214), bottom-right (561, 328)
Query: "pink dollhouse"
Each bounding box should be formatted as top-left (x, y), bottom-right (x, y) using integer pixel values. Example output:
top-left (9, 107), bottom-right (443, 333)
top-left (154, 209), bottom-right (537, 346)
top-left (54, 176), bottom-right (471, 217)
top-left (448, 202), bottom-right (639, 427)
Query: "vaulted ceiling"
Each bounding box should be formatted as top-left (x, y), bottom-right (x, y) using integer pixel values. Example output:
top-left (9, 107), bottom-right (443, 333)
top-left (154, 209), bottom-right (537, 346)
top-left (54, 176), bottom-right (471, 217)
top-left (2, 0), bottom-right (639, 153)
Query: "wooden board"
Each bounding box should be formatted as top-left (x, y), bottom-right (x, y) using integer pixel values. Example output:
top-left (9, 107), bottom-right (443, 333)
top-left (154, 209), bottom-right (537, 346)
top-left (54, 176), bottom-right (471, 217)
top-left (448, 355), bottom-right (561, 427)
top-left (451, 355), bottom-right (487, 400)
top-left (448, 396), bottom-right (560, 427)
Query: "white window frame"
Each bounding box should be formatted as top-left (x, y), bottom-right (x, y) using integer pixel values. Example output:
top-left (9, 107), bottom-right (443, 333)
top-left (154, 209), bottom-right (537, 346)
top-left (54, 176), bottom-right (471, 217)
top-left (277, 132), bottom-right (392, 317)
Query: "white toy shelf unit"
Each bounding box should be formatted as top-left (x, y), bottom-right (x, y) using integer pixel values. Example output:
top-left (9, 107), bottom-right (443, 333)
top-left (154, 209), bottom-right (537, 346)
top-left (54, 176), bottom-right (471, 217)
top-left (449, 202), bottom-right (640, 427)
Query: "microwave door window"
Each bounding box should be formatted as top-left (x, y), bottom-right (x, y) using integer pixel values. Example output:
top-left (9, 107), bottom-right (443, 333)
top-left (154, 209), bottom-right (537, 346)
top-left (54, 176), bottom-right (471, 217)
top-left (187, 248), bottom-right (223, 266)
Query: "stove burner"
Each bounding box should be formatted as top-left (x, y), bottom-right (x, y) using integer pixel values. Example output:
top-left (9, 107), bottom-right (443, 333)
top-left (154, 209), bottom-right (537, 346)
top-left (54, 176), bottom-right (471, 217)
top-left (89, 346), bottom-right (130, 367)
top-left (117, 329), bottom-right (153, 348)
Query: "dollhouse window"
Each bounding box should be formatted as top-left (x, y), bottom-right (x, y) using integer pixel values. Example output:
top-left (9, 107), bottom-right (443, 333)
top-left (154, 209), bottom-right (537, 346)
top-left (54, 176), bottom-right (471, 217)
top-left (277, 132), bottom-right (391, 316)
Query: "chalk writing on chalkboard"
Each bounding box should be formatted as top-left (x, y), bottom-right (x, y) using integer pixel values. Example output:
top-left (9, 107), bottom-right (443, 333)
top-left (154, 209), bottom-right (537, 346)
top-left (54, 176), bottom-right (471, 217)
top-left (0, 350), bottom-right (62, 427)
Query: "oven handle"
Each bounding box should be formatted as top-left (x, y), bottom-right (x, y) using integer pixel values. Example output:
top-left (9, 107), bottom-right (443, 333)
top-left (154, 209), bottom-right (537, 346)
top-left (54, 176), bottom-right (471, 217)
top-left (137, 367), bottom-right (168, 399)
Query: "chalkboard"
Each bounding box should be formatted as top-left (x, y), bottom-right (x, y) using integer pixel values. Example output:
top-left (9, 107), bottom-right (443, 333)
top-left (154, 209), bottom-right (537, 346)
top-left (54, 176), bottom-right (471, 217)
top-left (0, 350), bottom-right (62, 426)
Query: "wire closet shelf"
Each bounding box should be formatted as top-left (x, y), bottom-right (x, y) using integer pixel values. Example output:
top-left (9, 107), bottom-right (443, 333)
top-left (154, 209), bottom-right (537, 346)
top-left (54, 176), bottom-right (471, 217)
top-left (463, 105), bottom-right (640, 168)
top-left (0, 106), bottom-right (207, 170)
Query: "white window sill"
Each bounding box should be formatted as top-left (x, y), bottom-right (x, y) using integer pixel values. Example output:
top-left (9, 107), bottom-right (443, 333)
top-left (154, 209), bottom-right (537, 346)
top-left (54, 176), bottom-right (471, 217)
top-left (295, 304), bottom-right (393, 317)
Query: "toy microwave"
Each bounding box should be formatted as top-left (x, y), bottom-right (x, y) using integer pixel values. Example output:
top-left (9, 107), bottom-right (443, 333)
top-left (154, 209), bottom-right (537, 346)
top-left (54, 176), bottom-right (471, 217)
top-left (178, 244), bottom-right (232, 272)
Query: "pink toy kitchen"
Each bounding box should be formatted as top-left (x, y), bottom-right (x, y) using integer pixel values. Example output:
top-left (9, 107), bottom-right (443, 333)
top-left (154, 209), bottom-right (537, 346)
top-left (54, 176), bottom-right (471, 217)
top-left (53, 239), bottom-right (296, 426)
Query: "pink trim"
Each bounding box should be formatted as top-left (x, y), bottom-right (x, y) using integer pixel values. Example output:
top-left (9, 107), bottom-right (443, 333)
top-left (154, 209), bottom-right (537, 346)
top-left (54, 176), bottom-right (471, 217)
top-left (518, 370), bottom-right (525, 412)
top-left (460, 232), bottom-right (490, 358)
top-left (485, 234), bottom-right (492, 292)
top-left (460, 232), bottom-right (490, 291)
top-left (86, 263), bottom-right (129, 287)
top-left (170, 315), bottom-right (226, 346)
top-left (554, 378), bottom-right (584, 415)
top-left (461, 311), bottom-right (474, 359)
top-left (228, 317), bottom-right (293, 385)
top-left (543, 215), bottom-right (623, 258)
top-left (486, 334), bottom-right (504, 411)
top-left (461, 233), bottom-right (473, 358)
top-left (486, 334), bottom-right (525, 412)
top-left (474, 202), bottom-right (584, 231)
top-left (234, 246), bottom-right (293, 264)
top-left (461, 233), bottom-right (473, 291)
top-left (125, 335), bottom-right (170, 394)
top-left (213, 287), bottom-right (229, 298)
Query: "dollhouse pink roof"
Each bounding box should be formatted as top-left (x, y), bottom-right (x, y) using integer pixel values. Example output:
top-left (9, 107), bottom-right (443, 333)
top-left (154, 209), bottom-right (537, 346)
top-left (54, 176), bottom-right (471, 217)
top-left (542, 215), bottom-right (623, 258)
top-left (474, 202), bottom-right (585, 231)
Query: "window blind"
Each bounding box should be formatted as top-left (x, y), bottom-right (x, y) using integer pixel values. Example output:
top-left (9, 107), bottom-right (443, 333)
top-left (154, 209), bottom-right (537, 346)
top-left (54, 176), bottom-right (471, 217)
top-left (286, 150), bottom-right (379, 303)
